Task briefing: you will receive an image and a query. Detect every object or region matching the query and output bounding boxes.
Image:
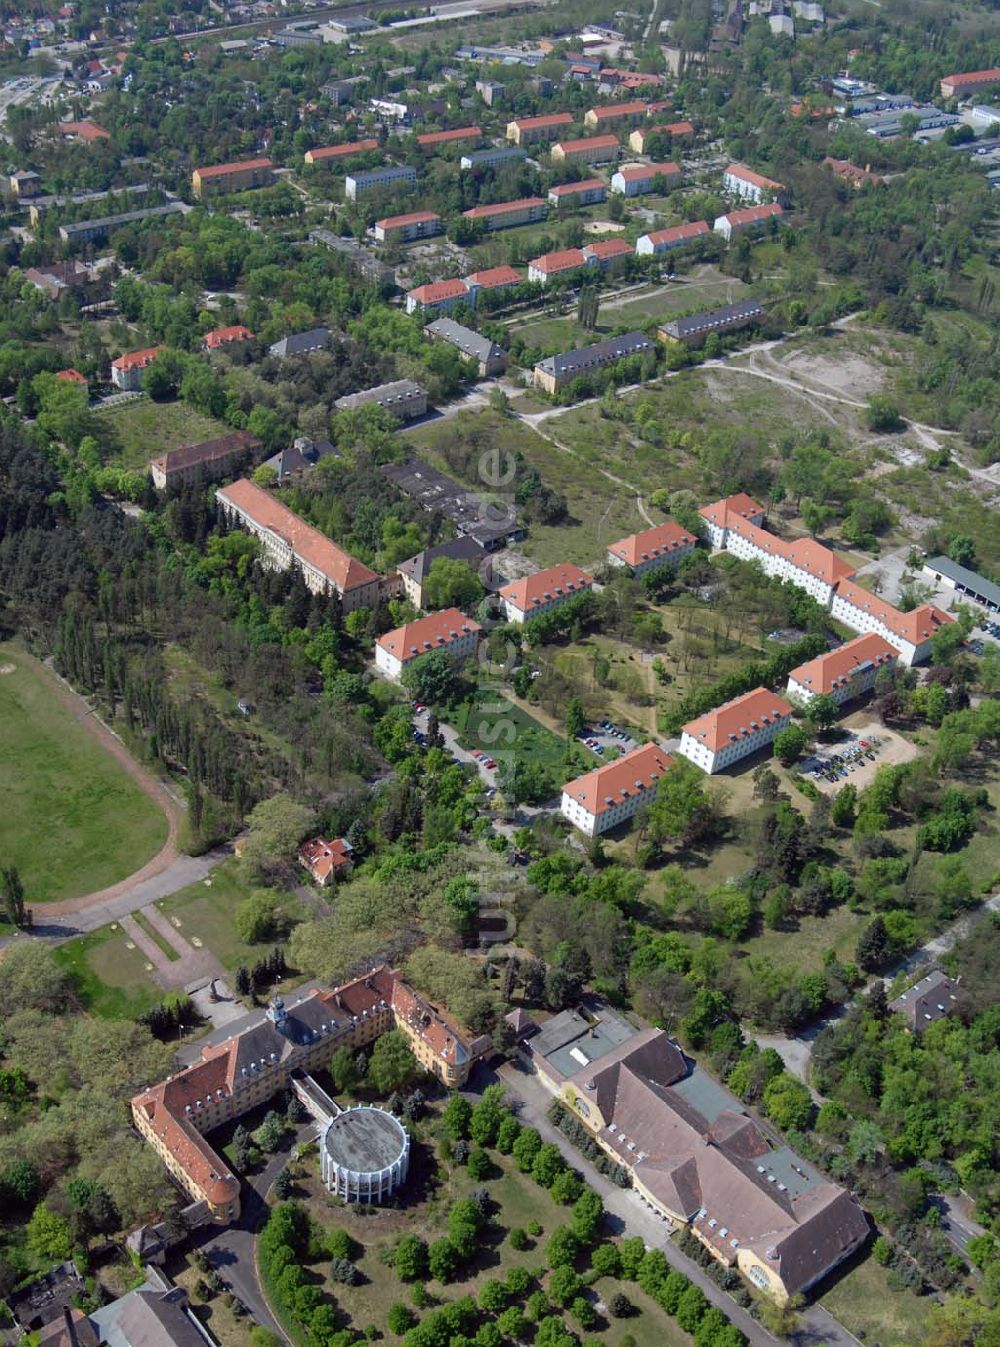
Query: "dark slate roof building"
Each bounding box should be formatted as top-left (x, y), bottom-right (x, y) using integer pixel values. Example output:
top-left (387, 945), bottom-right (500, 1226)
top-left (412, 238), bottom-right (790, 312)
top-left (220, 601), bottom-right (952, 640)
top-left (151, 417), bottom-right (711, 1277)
top-left (425, 318), bottom-right (507, 375)
top-left (889, 969), bottom-right (964, 1033)
top-left (268, 326), bottom-right (332, 358)
top-left (396, 535), bottom-right (487, 604)
top-left (533, 330), bottom-right (652, 390)
top-left (922, 555), bottom-right (1000, 613)
top-left (658, 299), bottom-right (764, 346)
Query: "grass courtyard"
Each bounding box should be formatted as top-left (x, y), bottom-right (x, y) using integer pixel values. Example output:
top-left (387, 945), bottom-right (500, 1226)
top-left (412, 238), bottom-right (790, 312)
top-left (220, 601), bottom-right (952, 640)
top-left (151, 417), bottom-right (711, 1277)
top-left (95, 397), bottom-right (230, 470)
top-left (452, 690), bottom-right (573, 774)
top-left (0, 643), bottom-right (167, 904)
top-left (53, 922), bottom-right (164, 1019)
top-left (819, 1250), bottom-right (933, 1347)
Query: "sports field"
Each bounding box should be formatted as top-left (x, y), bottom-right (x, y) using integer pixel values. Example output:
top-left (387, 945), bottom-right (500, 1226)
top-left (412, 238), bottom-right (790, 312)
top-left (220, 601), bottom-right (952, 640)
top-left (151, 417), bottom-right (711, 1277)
top-left (0, 644), bottom-right (168, 903)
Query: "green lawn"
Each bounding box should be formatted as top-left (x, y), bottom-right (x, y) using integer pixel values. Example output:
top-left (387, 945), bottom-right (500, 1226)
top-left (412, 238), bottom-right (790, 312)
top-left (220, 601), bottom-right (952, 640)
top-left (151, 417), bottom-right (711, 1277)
top-left (159, 858), bottom-right (307, 971)
top-left (0, 643), bottom-right (167, 904)
top-left (452, 690), bottom-right (571, 772)
top-left (819, 1251), bottom-right (933, 1347)
top-left (285, 1146), bottom-right (696, 1346)
top-left (53, 923), bottom-right (162, 1019)
top-left (95, 397), bottom-right (230, 470)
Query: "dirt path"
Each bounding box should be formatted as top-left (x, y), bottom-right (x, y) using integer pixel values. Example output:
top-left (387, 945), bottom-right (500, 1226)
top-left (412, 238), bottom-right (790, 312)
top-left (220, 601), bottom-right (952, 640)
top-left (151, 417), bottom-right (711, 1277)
top-left (25, 653), bottom-right (186, 917)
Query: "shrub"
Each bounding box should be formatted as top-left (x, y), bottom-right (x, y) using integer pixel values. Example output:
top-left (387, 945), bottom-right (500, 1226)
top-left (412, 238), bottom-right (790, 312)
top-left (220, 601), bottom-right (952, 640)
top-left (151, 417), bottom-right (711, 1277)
top-left (609, 1292), bottom-right (632, 1318)
top-left (509, 1227), bottom-right (529, 1250)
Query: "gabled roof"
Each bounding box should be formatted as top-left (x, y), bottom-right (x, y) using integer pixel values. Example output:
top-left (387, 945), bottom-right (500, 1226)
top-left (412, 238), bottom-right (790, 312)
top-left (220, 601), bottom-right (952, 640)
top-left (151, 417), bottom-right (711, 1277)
top-left (642, 220), bottom-right (711, 247)
top-left (377, 209), bottom-right (440, 229)
top-left (216, 478), bottom-right (378, 592)
top-left (151, 430), bottom-right (261, 475)
top-left (562, 742), bottom-right (675, 816)
top-left (554, 134), bottom-right (620, 154)
top-left (724, 161), bottom-right (785, 191)
top-left (499, 562), bottom-right (592, 612)
top-left (588, 99), bottom-right (647, 119)
top-left (510, 112), bottom-right (574, 130)
top-left (204, 324), bottom-right (254, 348)
top-left (426, 317), bottom-right (504, 364)
top-left (307, 139), bottom-right (379, 160)
top-left (463, 195), bottom-right (546, 219)
top-left (788, 632), bottom-right (898, 693)
top-left (549, 177), bottom-right (605, 197)
top-left (698, 492), bottom-right (764, 529)
top-left (529, 247), bottom-right (588, 273)
top-left (719, 202), bottom-right (784, 227)
top-left (889, 969), bottom-right (963, 1029)
top-left (195, 156), bottom-right (273, 178)
top-left (397, 535), bottom-right (484, 585)
top-left (833, 579), bottom-right (954, 646)
top-left (299, 835), bottom-right (352, 881)
top-left (607, 520), bottom-right (696, 566)
top-left (683, 686), bottom-right (794, 752)
top-left (465, 264), bottom-right (523, 288)
top-left (377, 607), bottom-right (481, 662)
top-left (583, 238), bottom-right (633, 260)
top-left (662, 299), bottom-right (763, 339)
top-left (111, 345), bottom-right (164, 371)
top-left (615, 161), bottom-right (681, 181)
top-left (537, 331), bottom-right (652, 376)
top-left (416, 125), bottom-right (481, 146)
top-left (407, 278), bottom-right (469, 305)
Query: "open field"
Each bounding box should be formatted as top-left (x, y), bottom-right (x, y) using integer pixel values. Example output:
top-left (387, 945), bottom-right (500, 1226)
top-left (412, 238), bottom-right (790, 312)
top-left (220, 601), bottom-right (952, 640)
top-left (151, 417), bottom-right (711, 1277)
top-left (453, 689), bottom-right (571, 773)
top-left (53, 923), bottom-right (163, 1019)
top-left (95, 397), bottom-right (230, 470)
top-left (160, 858), bottom-right (307, 972)
top-left (819, 1250), bottom-right (933, 1347)
top-left (0, 643), bottom-right (168, 904)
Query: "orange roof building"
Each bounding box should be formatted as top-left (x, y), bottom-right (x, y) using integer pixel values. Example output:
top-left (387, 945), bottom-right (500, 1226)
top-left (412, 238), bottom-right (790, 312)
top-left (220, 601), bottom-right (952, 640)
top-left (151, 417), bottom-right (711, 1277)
top-left (561, 742), bottom-right (675, 835)
top-left (636, 219), bottom-right (711, 256)
top-left (680, 687), bottom-right (795, 774)
top-left (499, 562), bottom-right (592, 623)
top-left (506, 112), bottom-right (574, 144)
top-left (723, 161), bottom-right (786, 203)
top-left (547, 178), bottom-right (607, 206)
top-left (940, 68), bottom-right (1000, 98)
top-left (584, 100), bottom-right (648, 129)
top-left (110, 345), bottom-right (165, 390)
top-left (714, 202), bottom-right (784, 240)
top-left (56, 368), bottom-right (88, 384)
top-left (465, 264), bottom-right (523, 290)
top-left (203, 324), bottom-right (254, 350)
top-left (374, 209), bottom-right (441, 243)
top-left (830, 580), bottom-right (953, 666)
top-left (405, 278), bottom-right (471, 314)
top-left (527, 247), bottom-right (589, 283)
top-left (607, 520), bottom-right (697, 575)
top-left (298, 836), bottom-right (353, 885)
top-left (131, 965), bottom-right (489, 1223)
top-left (552, 134), bottom-right (620, 165)
top-left (304, 139), bottom-right (379, 165)
top-left (191, 157), bottom-right (275, 199)
top-left (463, 196), bottom-right (548, 231)
top-left (216, 478), bottom-right (381, 613)
top-left (787, 633), bottom-right (899, 705)
top-left (416, 126), bottom-right (482, 149)
top-left (698, 493), bottom-right (765, 545)
top-left (375, 607), bottom-right (481, 680)
top-left (56, 119), bottom-right (111, 143)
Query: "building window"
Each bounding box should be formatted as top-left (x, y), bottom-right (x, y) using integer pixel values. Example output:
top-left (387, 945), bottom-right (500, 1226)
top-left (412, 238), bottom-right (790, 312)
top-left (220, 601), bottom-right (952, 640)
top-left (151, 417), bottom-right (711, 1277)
top-left (747, 1265), bottom-right (770, 1291)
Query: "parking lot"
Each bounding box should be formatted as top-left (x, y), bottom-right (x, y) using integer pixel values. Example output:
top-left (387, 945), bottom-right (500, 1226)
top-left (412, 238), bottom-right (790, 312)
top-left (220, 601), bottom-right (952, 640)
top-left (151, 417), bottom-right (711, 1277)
top-left (803, 721), bottom-right (920, 795)
top-left (577, 720), bottom-right (639, 758)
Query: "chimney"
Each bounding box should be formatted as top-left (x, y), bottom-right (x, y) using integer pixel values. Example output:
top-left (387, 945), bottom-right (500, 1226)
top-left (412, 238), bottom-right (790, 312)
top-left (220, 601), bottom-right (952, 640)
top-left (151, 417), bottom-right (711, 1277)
top-left (63, 1307), bottom-right (81, 1347)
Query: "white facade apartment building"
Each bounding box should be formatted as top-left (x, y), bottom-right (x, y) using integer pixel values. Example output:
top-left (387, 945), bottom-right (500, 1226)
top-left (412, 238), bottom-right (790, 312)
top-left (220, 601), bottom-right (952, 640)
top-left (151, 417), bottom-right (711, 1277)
top-left (697, 493), bottom-right (766, 548)
top-left (375, 608), bottom-right (481, 681)
top-left (830, 579), bottom-right (953, 667)
top-left (498, 562), bottom-right (592, 624)
top-left (786, 633), bottom-right (899, 706)
top-left (606, 521), bottom-right (697, 576)
top-left (345, 165), bottom-right (417, 200)
top-left (636, 220), bottom-right (711, 255)
top-left (723, 517), bottom-right (855, 606)
top-left (722, 162), bottom-right (786, 204)
top-left (679, 687), bottom-right (795, 775)
top-left (560, 743), bottom-right (675, 836)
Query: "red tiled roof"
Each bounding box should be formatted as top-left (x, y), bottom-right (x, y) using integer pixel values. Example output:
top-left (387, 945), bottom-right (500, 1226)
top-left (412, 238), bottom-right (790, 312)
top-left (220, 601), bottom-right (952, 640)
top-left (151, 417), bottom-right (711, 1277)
top-left (377, 209), bottom-right (440, 229)
top-left (683, 686), bottom-right (794, 752)
top-left (195, 156), bottom-right (274, 179)
top-left (616, 161), bottom-right (681, 181)
top-left (720, 202), bottom-right (784, 227)
top-left (549, 177), bottom-right (605, 197)
top-left (377, 607), bottom-right (481, 662)
top-left (56, 368), bottom-right (87, 383)
top-left (725, 161), bottom-right (785, 191)
top-left (463, 196), bottom-right (546, 219)
top-left (204, 324), bottom-right (254, 348)
top-left (510, 112), bottom-right (574, 130)
top-left (216, 478), bottom-right (378, 593)
top-left (57, 119), bottom-right (110, 142)
top-left (833, 579), bottom-right (954, 646)
top-left (391, 978), bottom-right (474, 1065)
top-left (529, 247), bottom-right (588, 274)
top-left (416, 125), bottom-right (481, 146)
top-left (584, 238), bottom-right (632, 259)
top-left (942, 67), bottom-right (1000, 88)
top-left (608, 520), bottom-right (696, 566)
top-left (299, 835), bottom-right (352, 881)
top-left (563, 742), bottom-right (675, 816)
top-left (589, 100), bottom-right (647, 120)
top-left (465, 265), bottom-right (522, 288)
top-left (698, 492), bottom-right (764, 528)
top-left (407, 279), bottom-right (469, 304)
top-left (499, 562), bottom-right (592, 612)
top-left (111, 345), bottom-right (164, 371)
top-left (555, 134), bottom-right (620, 154)
top-left (645, 120), bottom-right (694, 137)
top-left (644, 220), bottom-right (710, 246)
top-left (307, 139), bottom-right (379, 160)
top-left (788, 633), bottom-right (899, 695)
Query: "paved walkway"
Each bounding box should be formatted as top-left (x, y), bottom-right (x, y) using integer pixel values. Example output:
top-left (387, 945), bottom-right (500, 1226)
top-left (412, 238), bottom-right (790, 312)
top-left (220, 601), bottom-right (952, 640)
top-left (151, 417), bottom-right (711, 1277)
top-left (117, 905), bottom-right (225, 991)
